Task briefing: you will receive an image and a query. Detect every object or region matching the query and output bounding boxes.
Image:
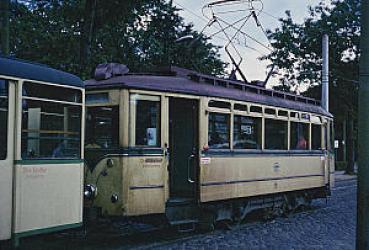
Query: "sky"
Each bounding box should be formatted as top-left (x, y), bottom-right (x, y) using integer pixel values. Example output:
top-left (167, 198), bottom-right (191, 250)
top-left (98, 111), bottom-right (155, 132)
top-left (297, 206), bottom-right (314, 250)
top-left (172, 0), bottom-right (325, 87)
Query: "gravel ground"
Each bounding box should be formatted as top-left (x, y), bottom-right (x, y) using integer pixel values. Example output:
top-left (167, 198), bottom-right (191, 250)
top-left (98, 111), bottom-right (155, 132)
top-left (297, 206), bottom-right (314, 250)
top-left (7, 177), bottom-right (357, 250)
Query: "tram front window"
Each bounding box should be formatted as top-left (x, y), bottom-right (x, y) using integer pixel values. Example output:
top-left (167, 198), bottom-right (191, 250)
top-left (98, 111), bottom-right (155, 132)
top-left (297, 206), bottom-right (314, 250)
top-left (129, 94), bottom-right (161, 147)
top-left (0, 80), bottom-right (8, 160)
top-left (85, 106), bottom-right (119, 148)
top-left (21, 82), bottom-right (82, 159)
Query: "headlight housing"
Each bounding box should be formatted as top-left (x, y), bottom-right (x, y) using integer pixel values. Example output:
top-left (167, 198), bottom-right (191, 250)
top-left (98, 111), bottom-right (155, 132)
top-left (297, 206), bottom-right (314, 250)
top-left (84, 184), bottom-right (97, 200)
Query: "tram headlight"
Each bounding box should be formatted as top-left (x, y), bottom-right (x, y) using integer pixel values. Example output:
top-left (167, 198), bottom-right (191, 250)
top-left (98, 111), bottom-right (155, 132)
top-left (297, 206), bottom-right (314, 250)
top-left (84, 184), bottom-right (97, 200)
top-left (111, 194), bottom-right (119, 203)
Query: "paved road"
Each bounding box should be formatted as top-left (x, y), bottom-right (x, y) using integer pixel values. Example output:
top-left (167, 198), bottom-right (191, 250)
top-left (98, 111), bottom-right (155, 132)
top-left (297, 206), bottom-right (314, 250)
top-left (12, 177), bottom-right (357, 250)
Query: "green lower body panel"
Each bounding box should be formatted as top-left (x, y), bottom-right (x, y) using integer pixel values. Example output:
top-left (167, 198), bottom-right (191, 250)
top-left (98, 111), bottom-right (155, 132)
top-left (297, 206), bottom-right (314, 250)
top-left (13, 222), bottom-right (82, 248)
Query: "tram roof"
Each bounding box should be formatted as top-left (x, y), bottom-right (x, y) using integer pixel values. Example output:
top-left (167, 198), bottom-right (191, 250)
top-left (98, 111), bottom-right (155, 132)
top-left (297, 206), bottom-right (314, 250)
top-left (85, 68), bottom-right (332, 118)
top-left (0, 57), bottom-right (83, 88)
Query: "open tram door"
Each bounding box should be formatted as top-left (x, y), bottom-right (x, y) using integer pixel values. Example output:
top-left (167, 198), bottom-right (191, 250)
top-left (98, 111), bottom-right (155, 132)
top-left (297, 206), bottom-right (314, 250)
top-left (168, 97), bottom-right (199, 205)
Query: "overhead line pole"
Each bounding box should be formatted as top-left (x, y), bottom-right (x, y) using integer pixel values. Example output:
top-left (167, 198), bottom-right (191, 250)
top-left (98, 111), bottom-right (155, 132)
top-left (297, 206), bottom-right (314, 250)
top-left (322, 34), bottom-right (329, 112)
top-left (357, 0), bottom-right (369, 249)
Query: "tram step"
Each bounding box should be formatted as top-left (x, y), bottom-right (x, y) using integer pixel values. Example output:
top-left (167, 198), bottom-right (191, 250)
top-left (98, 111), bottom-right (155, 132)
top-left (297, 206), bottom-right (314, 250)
top-left (169, 219), bottom-right (199, 226)
top-left (175, 221), bottom-right (198, 233)
top-left (166, 199), bottom-right (199, 226)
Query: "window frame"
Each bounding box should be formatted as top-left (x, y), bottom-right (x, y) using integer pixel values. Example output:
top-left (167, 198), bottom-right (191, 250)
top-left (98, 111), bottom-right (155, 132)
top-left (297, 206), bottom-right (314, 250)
top-left (232, 114), bottom-right (262, 150)
top-left (289, 121), bottom-right (310, 151)
top-left (311, 123), bottom-right (323, 151)
top-left (20, 81), bottom-right (83, 160)
top-left (207, 111), bottom-right (231, 150)
top-left (129, 94), bottom-right (162, 148)
top-left (85, 105), bottom-right (120, 149)
top-left (264, 117), bottom-right (289, 151)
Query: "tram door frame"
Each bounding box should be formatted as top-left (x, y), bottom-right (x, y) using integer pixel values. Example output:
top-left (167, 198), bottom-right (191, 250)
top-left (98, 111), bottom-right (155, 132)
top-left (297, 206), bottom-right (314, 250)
top-left (0, 80), bottom-right (15, 241)
top-left (168, 97), bottom-right (199, 201)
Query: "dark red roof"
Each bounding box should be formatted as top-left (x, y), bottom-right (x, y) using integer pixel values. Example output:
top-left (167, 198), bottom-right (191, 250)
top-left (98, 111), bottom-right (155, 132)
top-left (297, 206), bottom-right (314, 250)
top-left (85, 74), bottom-right (332, 117)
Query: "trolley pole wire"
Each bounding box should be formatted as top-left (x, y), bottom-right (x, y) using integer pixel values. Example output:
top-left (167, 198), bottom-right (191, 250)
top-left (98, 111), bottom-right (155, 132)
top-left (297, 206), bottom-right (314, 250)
top-left (357, 0), bottom-right (369, 249)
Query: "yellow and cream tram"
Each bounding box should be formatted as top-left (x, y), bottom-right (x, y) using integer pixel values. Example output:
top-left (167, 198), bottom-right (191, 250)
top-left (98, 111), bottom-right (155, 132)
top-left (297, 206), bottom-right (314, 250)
top-left (0, 57), bottom-right (85, 246)
top-left (84, 65), bottom-right (334, 229)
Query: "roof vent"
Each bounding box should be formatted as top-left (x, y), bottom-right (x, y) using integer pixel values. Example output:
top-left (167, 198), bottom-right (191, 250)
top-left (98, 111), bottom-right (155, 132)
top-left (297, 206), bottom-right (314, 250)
top-left (94, 63), bottom-right (129, 80)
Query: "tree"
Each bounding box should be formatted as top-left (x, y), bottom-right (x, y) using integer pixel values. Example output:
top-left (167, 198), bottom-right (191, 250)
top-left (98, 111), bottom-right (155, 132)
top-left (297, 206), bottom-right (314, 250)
top-left (9, 0), bottom-right (225, 79)
top-left (0, 0), bottom-right (10, 55)
top-left (263, 0), bottom-right (360, 174)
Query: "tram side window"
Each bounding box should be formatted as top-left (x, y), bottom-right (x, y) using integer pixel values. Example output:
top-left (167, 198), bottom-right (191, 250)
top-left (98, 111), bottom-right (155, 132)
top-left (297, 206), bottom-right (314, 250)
top-left (21, 83), bottom-right (82, 159)
top-left (134, 97), bottom-right (161, 147)
top-left (233, 115), bottom-right (261, 149)
top-left (312, 124), bottom-right (322, 150)
top-left (265, 119), bottom-right (288, 150)
top-left (290, 122), bottom-right (309, 150)
top-left (86, 106), bottom-right (119, 148)
top-left (208, 113), bottom-right (230, 149)
top-left (0, 80), bottom-right (8, 160)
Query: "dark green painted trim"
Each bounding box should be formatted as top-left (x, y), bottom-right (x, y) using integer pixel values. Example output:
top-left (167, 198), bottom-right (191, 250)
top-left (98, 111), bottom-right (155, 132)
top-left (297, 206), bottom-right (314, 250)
top-left (15, 159), bottom-right (84, 165)
top-left (13, 222), bottom-right (82, 241)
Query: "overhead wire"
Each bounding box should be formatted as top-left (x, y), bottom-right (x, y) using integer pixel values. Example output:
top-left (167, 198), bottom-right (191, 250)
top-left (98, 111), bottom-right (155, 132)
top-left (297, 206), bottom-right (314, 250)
top-left (172, 0), bottom-right (266, 55)
top-left (203, 0), bottom-right (275, 84)
top-left (204, 0), bottom-right (272, 51)
top-left (215, 16), bottom-right (272, 51)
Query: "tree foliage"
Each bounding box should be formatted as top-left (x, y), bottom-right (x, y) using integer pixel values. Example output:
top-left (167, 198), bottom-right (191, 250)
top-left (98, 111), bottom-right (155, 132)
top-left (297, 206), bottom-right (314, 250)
top-left (10, 0), bottom-right (225, 79)
top-left (264, 0), bottom-right (360, 171)
top-left (263, 0), bottom-right (360, 119)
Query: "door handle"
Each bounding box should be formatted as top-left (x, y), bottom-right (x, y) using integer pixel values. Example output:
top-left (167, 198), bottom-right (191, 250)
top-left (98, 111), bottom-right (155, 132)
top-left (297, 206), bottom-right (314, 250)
top-left (187, 154), bottom-right (195, 183)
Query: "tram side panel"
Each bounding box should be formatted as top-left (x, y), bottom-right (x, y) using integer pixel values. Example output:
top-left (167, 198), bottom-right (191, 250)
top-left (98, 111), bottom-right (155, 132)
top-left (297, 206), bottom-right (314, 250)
top-left (199, 155), bottom-right (327, 203)
top-left (13, 162), bottom-right (84, 235)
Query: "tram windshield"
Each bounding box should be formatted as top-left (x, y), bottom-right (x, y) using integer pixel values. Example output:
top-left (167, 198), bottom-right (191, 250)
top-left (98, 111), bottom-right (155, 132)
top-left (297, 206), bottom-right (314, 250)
top-left (85, 106), bottom-right (119, 149)
top-left (0, 80), bottom-right (8, 160)
top-left (21, 82), bottom-right (82, 159)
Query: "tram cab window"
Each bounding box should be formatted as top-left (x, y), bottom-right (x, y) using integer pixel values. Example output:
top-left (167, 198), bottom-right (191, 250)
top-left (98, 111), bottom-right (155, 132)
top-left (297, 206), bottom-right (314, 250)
top-left (290, 122), bottom-right (309, 150)
top-left (131, 95), bottom-right (161, 147)
top-left (0, 80), bottom-right (8, 160)
top-left (21, 82), bottom-right (82, 159)
top-left (208, 113), bottom-right (230, 149)
top-left (265, 119), bottom-right (288, 150)
top-left (312, 124), bottom-right (322, 150)
top-left (233, 115), bottom-right (261, 149)
top-left (86, 106), bottom-right (119, 149)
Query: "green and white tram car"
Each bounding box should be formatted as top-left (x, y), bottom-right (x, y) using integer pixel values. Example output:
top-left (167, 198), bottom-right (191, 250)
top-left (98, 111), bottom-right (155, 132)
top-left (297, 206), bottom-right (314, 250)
top-left (0, 58), bottom-right (85, 246)
top-left (84, 65), bottom-right (334, 228)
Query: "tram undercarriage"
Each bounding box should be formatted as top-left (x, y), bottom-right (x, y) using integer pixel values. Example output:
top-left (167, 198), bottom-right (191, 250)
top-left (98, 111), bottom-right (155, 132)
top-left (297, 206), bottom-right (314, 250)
top-left (85, 185), bottom-right (329, 233)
